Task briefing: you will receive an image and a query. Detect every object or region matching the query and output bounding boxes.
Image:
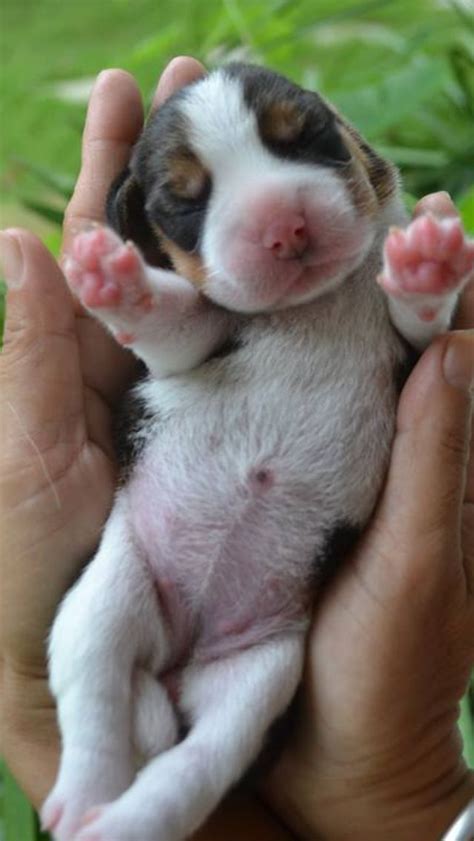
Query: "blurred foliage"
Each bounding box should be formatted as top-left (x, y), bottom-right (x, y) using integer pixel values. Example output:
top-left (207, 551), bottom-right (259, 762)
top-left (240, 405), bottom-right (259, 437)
top-left (1, 0), bottom-right (473, 233)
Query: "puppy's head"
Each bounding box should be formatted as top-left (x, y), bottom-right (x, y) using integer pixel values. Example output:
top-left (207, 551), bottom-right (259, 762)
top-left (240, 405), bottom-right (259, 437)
top-left (107, 63), bottom-right (399, 313)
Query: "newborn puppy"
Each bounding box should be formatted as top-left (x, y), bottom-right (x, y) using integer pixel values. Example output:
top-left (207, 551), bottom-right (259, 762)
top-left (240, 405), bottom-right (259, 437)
top-left (43, 63), bottom-right (474, 841)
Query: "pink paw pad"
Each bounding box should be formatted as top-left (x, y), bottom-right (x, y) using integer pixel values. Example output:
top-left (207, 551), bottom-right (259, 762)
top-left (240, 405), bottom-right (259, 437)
top-left (379, 213), bottom-right (474, 298)
top-left (64, 228), bottom-right (153, 314)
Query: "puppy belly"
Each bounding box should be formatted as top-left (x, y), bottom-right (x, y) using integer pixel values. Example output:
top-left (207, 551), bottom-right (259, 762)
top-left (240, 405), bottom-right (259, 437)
top-left (126, 454), bottom-right (316, 664)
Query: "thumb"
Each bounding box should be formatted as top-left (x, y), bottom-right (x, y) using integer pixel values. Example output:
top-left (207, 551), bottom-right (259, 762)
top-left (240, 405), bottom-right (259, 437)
top-left (0, 229), bottom-right (83, 487)
top-left (372, 331), bottom-right (473, 575)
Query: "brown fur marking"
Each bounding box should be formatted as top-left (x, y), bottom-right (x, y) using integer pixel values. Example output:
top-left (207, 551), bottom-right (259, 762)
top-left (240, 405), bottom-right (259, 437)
top-left (336, 119), bottom-right (397, 206)
top-left (155, 226), bottom-right (207, 287)
top-left (168, 148), bottom-right (209, 200)
top-left (261, 101), bottom-right (306, 144)
top-left (324, 99), bottom-right (397, 207)
top-left (337, 126), bottom-right (378, 216)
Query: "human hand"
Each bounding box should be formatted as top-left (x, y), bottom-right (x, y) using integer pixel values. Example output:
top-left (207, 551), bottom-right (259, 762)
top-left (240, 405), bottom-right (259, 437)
top-left (264, 192), bottom-right (474, 839)
top-left (0, 57), bottom-right (204, 805)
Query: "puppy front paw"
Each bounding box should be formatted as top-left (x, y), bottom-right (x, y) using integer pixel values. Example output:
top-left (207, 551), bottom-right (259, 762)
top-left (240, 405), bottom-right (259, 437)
top-left (64, 227), bottom-right (154, 319)
top-left (378, 212), bottom-right (474, 321)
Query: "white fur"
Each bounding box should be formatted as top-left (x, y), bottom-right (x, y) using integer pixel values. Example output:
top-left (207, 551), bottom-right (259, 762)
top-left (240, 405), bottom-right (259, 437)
top-left (183, 74), bottom-right (376, 311)
top-left (387, 292), bottom-right (459, 351)
top-left (46, 67), bottom-right (470, 841)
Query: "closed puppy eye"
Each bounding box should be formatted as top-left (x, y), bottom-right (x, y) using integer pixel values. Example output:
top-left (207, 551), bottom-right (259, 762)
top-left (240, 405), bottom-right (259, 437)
top-left (257, 94), bottom-right (351, 167)
top-left (260, 101), bottom-right (307, 145)
top-left (166, 149), bottom-right (211, 204)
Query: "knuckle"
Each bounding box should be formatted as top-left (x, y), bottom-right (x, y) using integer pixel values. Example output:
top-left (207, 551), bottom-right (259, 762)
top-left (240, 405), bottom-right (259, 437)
top-left (1, 317), bottom-right (42, 362)
top-left (439, 425), bottom-right (469, 463)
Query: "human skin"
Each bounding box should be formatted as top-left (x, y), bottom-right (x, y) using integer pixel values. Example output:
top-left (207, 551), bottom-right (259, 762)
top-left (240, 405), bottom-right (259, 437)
top-left (0, 57), bottom-right (473, 841)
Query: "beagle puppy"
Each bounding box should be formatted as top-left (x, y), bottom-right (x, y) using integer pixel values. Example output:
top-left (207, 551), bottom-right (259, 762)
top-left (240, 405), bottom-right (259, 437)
top-left (43, 63), bottom-right (474, 841)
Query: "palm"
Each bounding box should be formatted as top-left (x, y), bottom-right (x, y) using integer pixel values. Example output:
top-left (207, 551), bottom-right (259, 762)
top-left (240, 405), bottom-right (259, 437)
top-left (1, 276), bottom-right (137, 669)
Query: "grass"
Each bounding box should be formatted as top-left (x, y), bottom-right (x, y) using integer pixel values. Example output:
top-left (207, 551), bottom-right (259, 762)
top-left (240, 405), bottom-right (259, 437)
top-left (1, 0), bottom-right (474, 217)
top-left (0, 0), bottom-right (473, 838)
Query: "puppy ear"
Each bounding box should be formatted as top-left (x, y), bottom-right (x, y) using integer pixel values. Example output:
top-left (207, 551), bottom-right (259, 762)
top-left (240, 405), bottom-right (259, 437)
top-left (332, 113), bottom-right (398, 206)
top-left (106, 167), bottom-right (172, 268)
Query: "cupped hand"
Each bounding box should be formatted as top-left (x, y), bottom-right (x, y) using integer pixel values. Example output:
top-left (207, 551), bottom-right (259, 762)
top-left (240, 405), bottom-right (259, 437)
top-left (264, 194), bottom-right (474, 839)
top-left (0, 57), bottom-right (205, 802)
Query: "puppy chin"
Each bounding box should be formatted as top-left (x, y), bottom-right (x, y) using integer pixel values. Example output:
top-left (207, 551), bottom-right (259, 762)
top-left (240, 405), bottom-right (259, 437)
top-left (202, 277), bottom-right (288, 313)
top-left (203, 231), bottom-right (375, 314)
top-left (203, 262), bottom-right (339, 313)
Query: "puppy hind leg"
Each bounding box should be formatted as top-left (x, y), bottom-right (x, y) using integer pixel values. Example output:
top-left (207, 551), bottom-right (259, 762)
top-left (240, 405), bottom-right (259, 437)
top-left (74, 634), bottom-right (305, 841)
top-left (132, 668), bottom-right (178, 762)
top-left (41, 499), bottom-right (173, 841)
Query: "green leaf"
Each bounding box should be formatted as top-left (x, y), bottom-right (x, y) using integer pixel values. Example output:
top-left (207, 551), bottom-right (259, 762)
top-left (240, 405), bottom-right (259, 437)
top-left (11, 158), bottom-right (75, 200)
top-left (42, 230), bottom-right (63, 258)
top-left (331, 56), bottom-right (446, 136)
top-left (449, 44), bottom-right (474, 116)
top-left (457, 185), bottom-right (474, 234)
top-left (19, 198), bottom-right (64, 227)
top-left (377, 145), bottom-right (450, 168)
top-left (2, 763), bottom-right (36, 841)
top-left (459, 691), bottom-right (474, 769)
top-left (403, 192), bottom-right (419, 213)
top-left (127, 23), bottom-right (182, 66)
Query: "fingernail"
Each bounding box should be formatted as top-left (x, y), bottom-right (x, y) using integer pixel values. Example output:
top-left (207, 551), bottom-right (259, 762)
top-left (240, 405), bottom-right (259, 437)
top-left (443, 333), bottom-right (474, 393)
top-left (0, 230), bottom-right (23, 288)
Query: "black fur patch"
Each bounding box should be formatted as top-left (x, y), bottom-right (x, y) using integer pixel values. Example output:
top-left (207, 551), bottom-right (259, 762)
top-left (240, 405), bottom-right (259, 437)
top-left (131, 92), bottom-right (211, 254)
top-left (113, 378), bottom-right (157, 482)
top-left (315, 521), bottom-right (362, 585)
top-left (394, 342), bottom-right (419, 395)
top-left (106, 167), bottom-right (173, 268)
top-left (225, 63), bottom-right (351, 169)
top-left (206, 334), bottom-right (242, 361)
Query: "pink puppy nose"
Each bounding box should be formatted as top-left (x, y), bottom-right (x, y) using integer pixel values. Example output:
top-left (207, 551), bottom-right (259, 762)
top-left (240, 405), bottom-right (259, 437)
top-left (262, 214), bottom-right (308, 259)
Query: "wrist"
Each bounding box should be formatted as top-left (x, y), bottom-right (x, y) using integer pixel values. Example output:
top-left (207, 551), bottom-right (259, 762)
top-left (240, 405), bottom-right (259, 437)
top-left (1, 660), bottom-right (59, 808)
top-left (263, 725), bottom-right (474, 840)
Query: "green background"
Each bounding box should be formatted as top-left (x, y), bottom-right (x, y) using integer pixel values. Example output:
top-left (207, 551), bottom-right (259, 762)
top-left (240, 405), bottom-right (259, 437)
top-left (0, 0), bottom-right (473, 838)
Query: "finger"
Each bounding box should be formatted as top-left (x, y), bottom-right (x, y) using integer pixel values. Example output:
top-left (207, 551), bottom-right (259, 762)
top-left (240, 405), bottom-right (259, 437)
top-left (413, 191), bottom-right (459, 220)
top-left (0, 229), bottom-right (84, 474)
top-left (371, 331), bottom-right (473, 581)
top-left (77, 313), bottom-right (139, 409)
top-left (64, 59), bottom-right (205, 256)
top-left (62, 69), bottom-right (144, 254)
top-left (62, 60), bottom-right (205, 402)
top-left (151, 55), bottom-right (206, 110)
top-left (462, 416), bottom-right (474, 594)
top-left (455, 277), bottom-right (474, 330)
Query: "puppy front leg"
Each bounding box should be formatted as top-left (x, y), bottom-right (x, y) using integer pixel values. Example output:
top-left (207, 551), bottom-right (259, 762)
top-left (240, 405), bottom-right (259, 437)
top-left (63, 227), bottom-right (231, 378)
top-left (378, 213), bottom-right (474, 350)
top-left (73, 634), bottom-right (306, 841)
top-left (41, 498), bottom-right (177, 841)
